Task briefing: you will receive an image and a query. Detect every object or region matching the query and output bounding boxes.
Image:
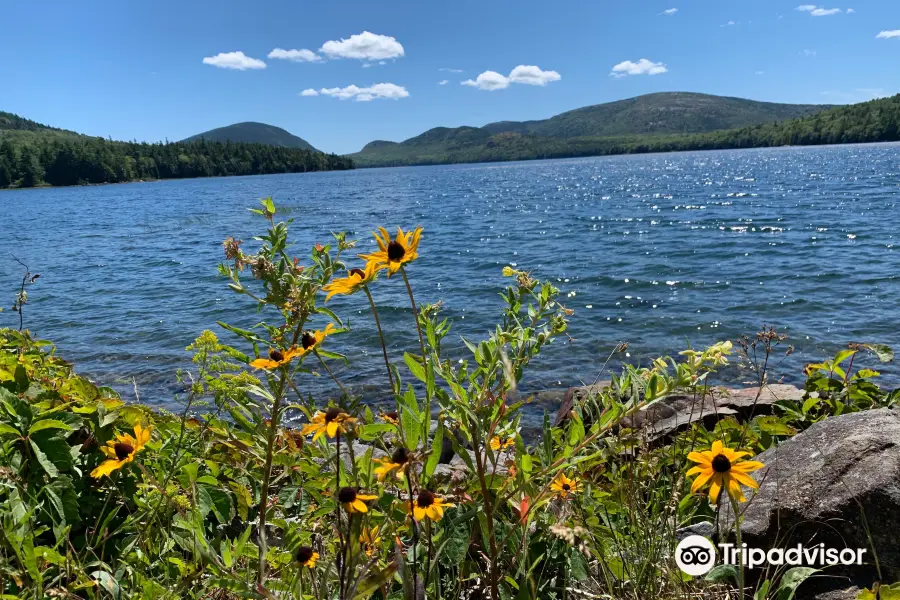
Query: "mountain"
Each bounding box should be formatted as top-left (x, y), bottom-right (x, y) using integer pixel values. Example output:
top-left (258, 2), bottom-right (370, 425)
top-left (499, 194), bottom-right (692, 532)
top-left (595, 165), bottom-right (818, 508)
top-left (183, 122), bottom-right (317, 151)
top-left (0, 113), bottom-right (352, 189)
top-left (349, 94), bottom-right (900, 167)
top-left (349, 92), bottom-right (834, 167)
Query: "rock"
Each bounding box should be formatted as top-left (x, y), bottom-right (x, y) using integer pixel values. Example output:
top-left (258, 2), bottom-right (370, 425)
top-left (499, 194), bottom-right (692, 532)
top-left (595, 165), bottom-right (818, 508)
top-left (553, 382), bottom-right (804, 442)
top-left (720, 408), bottom-right (900, 595)
top-left (674, 521), bottom-right (715, 543)
top-left (812, 588), bottom-right (863, 600)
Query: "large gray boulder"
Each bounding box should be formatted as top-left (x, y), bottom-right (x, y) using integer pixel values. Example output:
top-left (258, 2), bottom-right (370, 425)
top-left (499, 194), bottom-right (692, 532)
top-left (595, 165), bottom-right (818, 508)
top-left (720, 407), bottom-right (900, 594)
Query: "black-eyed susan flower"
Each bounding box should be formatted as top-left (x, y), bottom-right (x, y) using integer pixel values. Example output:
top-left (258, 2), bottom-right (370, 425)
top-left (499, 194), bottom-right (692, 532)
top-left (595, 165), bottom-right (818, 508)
top-left (322, 262), bottom-right (378, 302)
top-left (490, 436), bottom-right (515, 451)
top-left (338, 487), bottom-right (378, 514)
top-left (91, 424), bottom-right (152, 478)
top-left (295, 546), bottom-right (319, 568)
top-left (407, 490), bottom-right (453, 521)
top-left (359, 526), bottom-right (381, 557)
top-left (297, 323), bottom-right (337, 357)
top-left (301, 407), bottom-right (356, 441)
top-left (359, 226), bottom-right (422, 277)
top-left (373, 447), bottom-right (410, 481)
top-left (550, 473), bottom-right (582, 499)
top-left (249, 346), bottom-right (303, 370)
top-left (687, 440), bottom-right (764, 504)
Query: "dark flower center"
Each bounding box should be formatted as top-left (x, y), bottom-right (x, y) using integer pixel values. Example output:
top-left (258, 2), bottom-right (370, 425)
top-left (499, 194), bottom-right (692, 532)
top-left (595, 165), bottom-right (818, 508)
top-left (562, 483), bottom-right (571, 491)
top-left (384, 411), bottom-right (398, 421)
top-left (712, 454), bottom-right (732, 473)
top-left (295, 546), bottom-right (314, 563)
top-left (269, 348), bottom-right (284, 362)
top-left (387, 241), bottom-right (406, 262)
top-left (114, 442), bottom-right (134, 461)
top-left (325, 407), bottom-right (342, 423)
top-left (416, 490), bottom-right (435, 508)
top-left (349, 268), bottom-right (366, 278)
top-left (338, 487), bottom-right (358, 503)
top-left (391, 447), bottom-right (410, 465)
top-left (301, 332), bottom-right (316, 350)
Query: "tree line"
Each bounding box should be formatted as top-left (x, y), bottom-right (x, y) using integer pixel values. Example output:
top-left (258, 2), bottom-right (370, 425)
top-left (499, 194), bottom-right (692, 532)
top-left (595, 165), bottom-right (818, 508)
top-left (0, 134), bottom-right (354, 189)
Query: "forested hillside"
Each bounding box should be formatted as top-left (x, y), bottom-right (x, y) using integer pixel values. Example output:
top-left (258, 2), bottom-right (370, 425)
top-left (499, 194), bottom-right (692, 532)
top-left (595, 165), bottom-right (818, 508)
top-left (0, 115), bottom-right (352, 189)
top-left (350, 95), bottom-right (900, 167)
top-left (183, 122), bottom-right (317, 151)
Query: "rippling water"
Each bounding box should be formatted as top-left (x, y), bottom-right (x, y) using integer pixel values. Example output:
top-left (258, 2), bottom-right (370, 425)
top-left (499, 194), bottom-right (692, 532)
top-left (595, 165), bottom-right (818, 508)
top-left (2, 144), bottom-right (898, 421)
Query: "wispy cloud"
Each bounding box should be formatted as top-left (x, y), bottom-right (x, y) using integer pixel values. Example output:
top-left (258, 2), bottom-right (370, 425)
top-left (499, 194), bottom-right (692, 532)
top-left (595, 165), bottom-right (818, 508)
top-left (319, 32), bottom-right (405, 61)
top-left (439, 68), bottom-right (464, 73)
top-left (462, 65), bottom-right (561, 90)
top-left (661, 8), bottom-right (678, 15)
top-left (202, 51), bottom-right (266, 70)
top-left (876, 30), bottom-right (900, 39)
top-left (438, 80), bottom-right (449, 85)
top-left (802, 49), bottom-right (817, 56)
top-left (756, 71), bottom-right (765, 75)
top-left (308, 82), bottom-right (409, 101)
top-left (796, 5), bottom-right (842, 16)
top-left (268, 48), bottom-right (321, 63)
top-left (610, 58), bottom-right (668, 78)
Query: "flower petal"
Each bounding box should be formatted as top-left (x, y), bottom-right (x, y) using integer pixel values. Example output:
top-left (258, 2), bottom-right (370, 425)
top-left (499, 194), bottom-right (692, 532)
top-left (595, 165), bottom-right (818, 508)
top-left (687, 451), bottom-right (713, 466)
top-left (690, 469), bottom-right (714, 494)
top-left (729, 469), bottom-right (760, 490)
top-left (91, 459), bottom-right (124, 479)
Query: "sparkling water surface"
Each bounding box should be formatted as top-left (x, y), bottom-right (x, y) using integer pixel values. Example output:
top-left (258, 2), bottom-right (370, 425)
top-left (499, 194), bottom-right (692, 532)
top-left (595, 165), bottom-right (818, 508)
top-left (2, 145), bottom-right (898, 423)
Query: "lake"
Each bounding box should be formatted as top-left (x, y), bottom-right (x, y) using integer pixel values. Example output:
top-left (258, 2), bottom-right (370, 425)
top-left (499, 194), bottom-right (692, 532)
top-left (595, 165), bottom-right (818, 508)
top-left (2, 144), bottom-right (898, 424)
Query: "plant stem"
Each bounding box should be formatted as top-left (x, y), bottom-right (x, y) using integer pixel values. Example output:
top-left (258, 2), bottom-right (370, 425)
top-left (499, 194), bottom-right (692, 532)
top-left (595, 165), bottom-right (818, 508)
top-left (729, 493), bottom-right (745, 599)
top-left (316, 350), bottom-right (350, 400)
top-left (256, 372), bottom-right (288, 587)
top-left (471, 424), bottom-right (500, 600)
top-left (400, 267), bottom-right (426, 359)
top-left (363, 286), bottom-right (396, 394)
top-left (405, 468), bottom-right (419, 599)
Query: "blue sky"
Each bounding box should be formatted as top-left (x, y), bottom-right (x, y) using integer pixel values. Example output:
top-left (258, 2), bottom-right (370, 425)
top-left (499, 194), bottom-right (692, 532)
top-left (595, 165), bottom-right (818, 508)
top-left (2, 0), bottom-right (899, 154)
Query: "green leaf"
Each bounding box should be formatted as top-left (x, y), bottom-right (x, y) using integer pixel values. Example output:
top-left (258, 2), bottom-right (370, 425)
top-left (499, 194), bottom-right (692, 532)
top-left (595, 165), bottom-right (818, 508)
top-left (425, 424), bottom-right (443, 479)
top-left (199, 485), bottom-right (234, 524)
top-left (775, 567), bottom-right (818, 600)
top-left (32, 430), bottom-right (74, 473)
top-left (30, 438), bottom-right (59, 477)
top-left (0, 423), bottom-right (21, 437)
top-left (29, 419), bottom-right (73, 435)
top-left (352, 563), bottom-right (398, 599)
top-left (862, 343), bottom-right (894, 363)
top-left (704, 564), bottom-right (739, 583)
top-left (404, 352), bottom-right (426, 383)
top-left (400, 386), bottom-right (422, 451)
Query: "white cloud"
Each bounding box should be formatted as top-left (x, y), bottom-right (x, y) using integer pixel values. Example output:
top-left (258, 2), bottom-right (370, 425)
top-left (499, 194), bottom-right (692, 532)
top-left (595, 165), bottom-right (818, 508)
top-left (268, 48), bottom-right (321, 63)
top-left (461, 65), bottom-right (561, 91)
top-left (300, 89), bottom-right (319, 96)
top-left (661, 8), bottom-right (678, 15)
top-left (202, 51), bottom-right (266, 70)
top-left (756, 70), bottom-right (765, 75)
top-left (722, 20), bottom-right (737, 26)
top-left (319, 31), bottom-right (404, 61)
top-left (610, 58), bottom-right (668, 78)
top-left (876, 30), bottom-right (900, 39)
top-left (439, 68), bottom-right (464, 73)
top-left (462, 70), bottom-right (510, 90)
top-left (802, 48), bottom-right (817, 56)
top-left (847, 8), bottom-right (855, 13)
top-left (508, 65), bottom-right (561, 86)
top-left (796, 5), bottom-right (842, 16)
top-left (438, 80), bottom-right (449, 85)
top-left (362, 63), bottom-right (373, 68)
top-left (317, 82), bottom-right (409, 101)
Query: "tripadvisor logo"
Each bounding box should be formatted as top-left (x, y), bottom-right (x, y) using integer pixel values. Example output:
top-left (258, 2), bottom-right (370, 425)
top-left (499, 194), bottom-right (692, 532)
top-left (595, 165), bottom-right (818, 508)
top-left (675, 535), bottom-right (867, 576)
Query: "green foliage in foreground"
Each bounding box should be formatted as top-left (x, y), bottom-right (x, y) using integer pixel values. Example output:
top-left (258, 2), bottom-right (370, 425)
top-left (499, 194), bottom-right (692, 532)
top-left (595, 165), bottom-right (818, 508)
top-left (350, 95), bottom-right (900, 167)
top-left (0, 117), bottom-right (353, 189)
top-left (0, 201), bottom-right (897, 599)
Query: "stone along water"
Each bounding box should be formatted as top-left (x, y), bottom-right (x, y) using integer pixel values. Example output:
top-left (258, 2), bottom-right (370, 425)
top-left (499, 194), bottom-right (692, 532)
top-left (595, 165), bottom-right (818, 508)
top-left (1, 144), bottom-right (898, 426)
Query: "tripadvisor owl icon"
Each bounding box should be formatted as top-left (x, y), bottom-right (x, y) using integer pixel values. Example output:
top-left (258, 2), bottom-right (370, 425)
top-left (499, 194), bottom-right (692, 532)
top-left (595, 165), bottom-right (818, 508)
top-left (676, 535), bottom-right (717, 576)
